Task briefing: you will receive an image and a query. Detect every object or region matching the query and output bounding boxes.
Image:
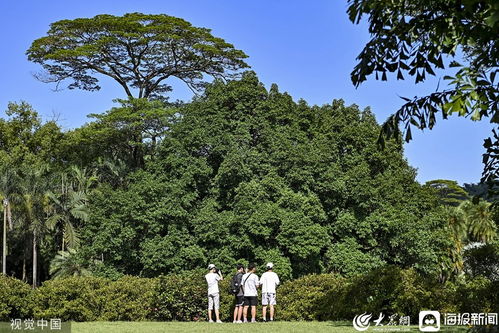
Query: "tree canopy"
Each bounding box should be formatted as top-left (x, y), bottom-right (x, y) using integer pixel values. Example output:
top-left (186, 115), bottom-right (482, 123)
top-left (77, 72), bottom-right (450, 279)
top-left (27, 13), bottom-right (249, 99)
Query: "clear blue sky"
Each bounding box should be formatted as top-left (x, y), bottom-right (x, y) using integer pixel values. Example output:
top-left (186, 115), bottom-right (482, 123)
top-left (0, 0), bottom-right (492, 185)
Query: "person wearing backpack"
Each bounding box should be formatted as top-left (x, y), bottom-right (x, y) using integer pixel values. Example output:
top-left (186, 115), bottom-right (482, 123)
top-left (241, 262), bottom-right (260, 323)
top-left (230, 264), bottom-right (245, 323)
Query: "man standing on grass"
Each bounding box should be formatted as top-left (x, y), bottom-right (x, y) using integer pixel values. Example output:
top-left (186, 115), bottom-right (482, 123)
top-left (231, 264), bottom-right (245, 323)
top-left (241, 263), bottom-right (259, 323)
top-left (260, 262), bottom-right (280, 322)
top-left (205, 263), bottom-right (223, 323)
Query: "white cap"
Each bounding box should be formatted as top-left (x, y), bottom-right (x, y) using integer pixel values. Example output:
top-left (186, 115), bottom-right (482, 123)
top-left (266, 262), bottom-right (274, 269)
top-left (208, 264), bottom-right (216, 270)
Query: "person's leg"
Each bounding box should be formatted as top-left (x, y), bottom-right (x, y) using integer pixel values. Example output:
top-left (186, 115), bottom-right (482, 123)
top-left (251, 305), bottom-right (256, 322)
top-left (237, 305), bottom-right (243, 321)
top-left (214, 293), bottom-right (221, 322)
top-left (270, 293), bottom-right (276, 321)
top-left (243, 306), bottom-right (249, 322)
top-left (233, 306), bottom-right (238, 322)
top-left (262, 293), bottom-right (268, 321)
top-left (208, 295), bottom-right (213, 322)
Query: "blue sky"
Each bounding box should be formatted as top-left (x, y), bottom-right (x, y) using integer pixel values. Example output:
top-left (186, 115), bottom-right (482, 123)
top-left (0, 0), bottom-right (492, 185)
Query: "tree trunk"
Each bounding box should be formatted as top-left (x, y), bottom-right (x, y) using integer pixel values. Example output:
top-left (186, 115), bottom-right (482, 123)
top-left (22, 256), bottom-right (26, 282)
top-left (32, 230), bottom-right (37, 288)
top-left (2, 207), bottom-right (6, 275)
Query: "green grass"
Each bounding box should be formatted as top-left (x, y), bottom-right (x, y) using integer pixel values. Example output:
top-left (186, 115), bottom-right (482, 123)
top-left (71, 321), bottom-right (470, 333)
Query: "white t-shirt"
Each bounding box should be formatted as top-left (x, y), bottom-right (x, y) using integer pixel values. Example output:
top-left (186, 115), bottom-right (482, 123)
top-left (241, 272), bottom-right (259, 297)
top-left (205, 272), bottom-right (221, 295)
top-left (259, 271), bottom-right (280, 294)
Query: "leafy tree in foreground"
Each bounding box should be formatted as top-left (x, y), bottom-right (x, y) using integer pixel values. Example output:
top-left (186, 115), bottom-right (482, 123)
top-left (27, 13), bottom-right (249, 99)
top-left (347, 0), bottom-right (499, 183)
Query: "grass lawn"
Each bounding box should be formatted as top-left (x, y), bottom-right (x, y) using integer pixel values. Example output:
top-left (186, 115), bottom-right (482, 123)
top-left (71, 321), bottom-right (470, 333)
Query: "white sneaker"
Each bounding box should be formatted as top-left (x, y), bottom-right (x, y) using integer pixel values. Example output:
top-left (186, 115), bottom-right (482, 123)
top-left (216, 320), bottom-right (223, 323)
top-left (209, 320), bottom-right (214, 323)
top-left (236, 320), bottom-right (243, 324)
top-left (251, 319), bottom-right (256, 323)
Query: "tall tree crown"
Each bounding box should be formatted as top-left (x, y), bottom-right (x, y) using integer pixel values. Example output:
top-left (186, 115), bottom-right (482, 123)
top-left (27, 13), bottom-right (249, 99)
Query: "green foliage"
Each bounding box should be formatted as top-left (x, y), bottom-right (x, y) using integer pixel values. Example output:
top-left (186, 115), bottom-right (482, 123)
top-left (31, 276), bottom-right (158, 321)
top-left (278, 274), bottom-right (347, 321)
top-left (151, 271), bottom-right (207, 321)
top-left (99, 276), bottom-right (158, 321)
top-left (324, 237), bottom-right (385, 277)
top-left (80, 72), bottom-right (449, 279)
top-left (425, 180), bottom-right (470, 207)
top-left (2, 269), bottom-right (498, 322)
top-left (49, 249), bottom-right (92, 279)
top-left (463, 241), bottom-right (499, 281)
top-left (456, 276), bottom-right (498, 313)
top-left (27, 13), bottom-right (249, 99)
top-left (32, 276), bottom-right (109, 321)
top-left (0, 275), bottom-right (33, 320)
top-left (63, 98), bottom-right (178, 169)
top-left (347, 0), bottom-right (499, 183)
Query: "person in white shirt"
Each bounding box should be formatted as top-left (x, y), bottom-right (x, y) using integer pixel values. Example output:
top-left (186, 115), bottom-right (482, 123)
top-left (259, 262), bottom-right (280, 322)
top-left (241, 262), bottom-right (259, 323)
top-left (205, 263), bottom-right (223, 323)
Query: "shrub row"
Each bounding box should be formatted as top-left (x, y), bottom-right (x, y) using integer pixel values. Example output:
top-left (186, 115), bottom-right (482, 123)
top-left (1, 266), bottom-right (497, 322)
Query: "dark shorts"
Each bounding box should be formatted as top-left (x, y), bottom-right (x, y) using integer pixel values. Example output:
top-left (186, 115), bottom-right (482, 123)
top-left (235, 295), bottom-right (244, 307)
top-left (243, 296), bottom-right (257, 307)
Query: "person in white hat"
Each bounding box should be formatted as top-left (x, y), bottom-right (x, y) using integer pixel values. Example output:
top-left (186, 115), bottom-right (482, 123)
top-left (205, 263), bottom-right (223, 323)
top-left (259, 262), bottom-right (280, 322)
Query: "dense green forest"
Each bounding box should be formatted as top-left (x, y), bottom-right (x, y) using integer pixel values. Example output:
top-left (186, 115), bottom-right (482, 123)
top-left (0, 11), bottom-right (497, 292)
top-left (1, 72), bottom-right (496, 287)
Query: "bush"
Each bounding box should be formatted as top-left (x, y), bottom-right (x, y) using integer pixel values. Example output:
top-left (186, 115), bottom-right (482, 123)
top-left (32, 276), bottom-right (109, 321)
top-left (0, 275), bottom-right (33, 320)
top-left (457, 276), bottom-right (498, 313)
top-left (99, 276), bottom-right (158, 321)
top-left (151, 270), bottom-right (207, 321)
top-left (2, 267), bottom-right (497, 322)
top-left (279, 274), bottom-right (346, 320)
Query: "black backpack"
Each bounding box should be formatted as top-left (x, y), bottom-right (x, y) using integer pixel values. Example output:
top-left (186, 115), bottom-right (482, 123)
top-left (230, 272), bottom-right (243, 295)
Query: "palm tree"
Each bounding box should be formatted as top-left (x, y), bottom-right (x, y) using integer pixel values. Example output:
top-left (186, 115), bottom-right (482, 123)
top-left (460, 200), bottom-right (497, 243)
top-left (0, 167), bottom-right (18, 275)
top-left (17, 166), bottom-right (52, 288)
top-left (49, 248), bottom-right (92, 279)
top-left (444, 206), bottom-right (467, 275)
top-left (443, 199), bottom-right (497, 279)
top-left (46, 167), bottom-right (94, 250)
top-left (69, 166), bottom-right (97, 194)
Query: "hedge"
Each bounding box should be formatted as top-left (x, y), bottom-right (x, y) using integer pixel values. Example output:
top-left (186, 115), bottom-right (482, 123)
top-left (1, 266), bottom-right (497, 321)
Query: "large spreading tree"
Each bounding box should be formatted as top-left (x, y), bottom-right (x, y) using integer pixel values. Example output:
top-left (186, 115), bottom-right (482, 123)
top-left (27, 13), bottom-right (249, 99)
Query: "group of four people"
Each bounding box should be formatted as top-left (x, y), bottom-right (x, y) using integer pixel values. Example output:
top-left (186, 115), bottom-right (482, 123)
top-left (205, 262), bottom-right (280, 323)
